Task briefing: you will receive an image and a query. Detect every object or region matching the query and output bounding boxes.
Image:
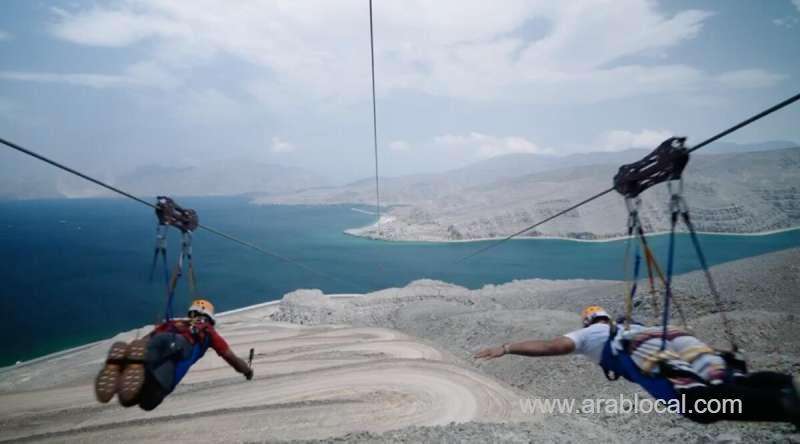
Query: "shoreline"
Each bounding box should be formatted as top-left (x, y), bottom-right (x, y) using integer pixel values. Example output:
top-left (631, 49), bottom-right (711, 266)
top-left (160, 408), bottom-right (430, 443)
top-left (344, 224), bottom-right (800, 244)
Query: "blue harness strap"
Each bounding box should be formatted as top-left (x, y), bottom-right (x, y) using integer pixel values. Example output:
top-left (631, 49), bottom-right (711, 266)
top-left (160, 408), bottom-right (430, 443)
top-left (172, 333), bottom-right (210, 388)
top-left (598, 325), bottom-right (679, 402)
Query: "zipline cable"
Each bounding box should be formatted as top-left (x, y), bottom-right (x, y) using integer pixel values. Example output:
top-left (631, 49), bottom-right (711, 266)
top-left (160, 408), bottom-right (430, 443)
top-left (456, 91), bottom-right (800, 262)
top-left (456, 188), bottom-right (614, 262)
top-left (0, 136), bottom-right (373, 293)
top-left (1, 137), bottom-right (156, 209)
top-left (368, 0), bottom-right (382, 233)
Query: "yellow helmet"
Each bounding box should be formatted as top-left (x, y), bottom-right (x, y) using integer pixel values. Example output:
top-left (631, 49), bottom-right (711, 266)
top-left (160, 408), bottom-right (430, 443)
top-left (580, 305), bottom-right (610, 327)
top-left (188, 299), bottom-right (216, 324)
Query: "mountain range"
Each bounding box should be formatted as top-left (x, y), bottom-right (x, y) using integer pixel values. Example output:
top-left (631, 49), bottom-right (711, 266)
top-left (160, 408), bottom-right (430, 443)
top-left (253, 141), bottom-right (800, 240)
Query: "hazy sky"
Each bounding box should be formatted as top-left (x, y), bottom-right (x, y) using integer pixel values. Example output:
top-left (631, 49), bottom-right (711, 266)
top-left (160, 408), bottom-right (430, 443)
top-left (1, 0), bottom-right (799, 183)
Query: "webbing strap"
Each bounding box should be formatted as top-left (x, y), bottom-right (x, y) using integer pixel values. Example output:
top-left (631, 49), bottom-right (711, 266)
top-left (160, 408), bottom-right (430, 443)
top-left (626, 250), bottom-right (641, 331)
top-left (166, 262), bottom-right (181, 321)
top-left (623, 198), bottom-right (642, 330)
top-left (149, 224), bottom-right (170, 285)
top-left (182, 232), bottom-right (199, 298)
top-left (638, 228), bottom-right (688, 329)
top-left (164, 232), bottom-right (199, 321)
top-left (680, 210), bottom-right (738, 351)
top-left (661, 206), bottom-right (679, 351)
top-left (638, 234), bottom-right (660, 318)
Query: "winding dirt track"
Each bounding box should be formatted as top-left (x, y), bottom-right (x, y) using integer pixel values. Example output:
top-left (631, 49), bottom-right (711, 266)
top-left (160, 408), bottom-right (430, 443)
top-left (0, 306), bottom-right (527, 442)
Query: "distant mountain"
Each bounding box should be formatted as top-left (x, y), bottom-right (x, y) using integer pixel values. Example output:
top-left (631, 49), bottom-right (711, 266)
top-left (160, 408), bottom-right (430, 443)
top-left (255, 141), bottom-right (798, 207)
top-left (700, 140), bottom-right (798, 154)
top-left (116, 160), bottom-right (329, 197)
top-left (0, 159), bottom-right (330, 200)
top-left (255, 144), bottom-right (800, 240)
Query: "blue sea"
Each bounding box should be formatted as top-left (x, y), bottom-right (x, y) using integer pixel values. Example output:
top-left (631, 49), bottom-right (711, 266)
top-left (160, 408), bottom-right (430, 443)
top-left (1, 197), bottom-right (798, 367)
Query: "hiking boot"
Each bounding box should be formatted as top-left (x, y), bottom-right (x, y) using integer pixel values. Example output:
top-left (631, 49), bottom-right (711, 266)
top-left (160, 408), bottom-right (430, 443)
top-left (94, 341), bottom-right (128, 403)
top-left (781, 375), bottom-right (800, 428)
top-left (792, 376), bottom-right (800, 428)
top-left (117, 338), bottom-right (148, 407)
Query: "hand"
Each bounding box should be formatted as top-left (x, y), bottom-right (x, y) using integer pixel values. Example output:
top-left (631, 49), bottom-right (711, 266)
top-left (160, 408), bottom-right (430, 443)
top-left (474, 345), bottom-right (506, 360)
top-left (244, 368), bottom-right (254, 380)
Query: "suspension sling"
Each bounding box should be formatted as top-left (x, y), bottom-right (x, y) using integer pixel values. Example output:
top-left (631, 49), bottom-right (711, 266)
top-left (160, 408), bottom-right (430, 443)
top-left (661, 181), bottom-right (748, 374)
top-left (620, 197), bottom-right (688, 329)
top-left (150, 197), bottom-right (173, 318)
top-left (612, 137), bottom-right (746, 372)
top-left (598, 137), bottom-right (750, 398)
top-left (151, 196), bottom-right (200, 321)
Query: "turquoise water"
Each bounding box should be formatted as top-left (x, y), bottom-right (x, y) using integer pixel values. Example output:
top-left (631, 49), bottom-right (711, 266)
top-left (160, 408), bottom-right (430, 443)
top-left (1, 197), bottom-right (798, 367)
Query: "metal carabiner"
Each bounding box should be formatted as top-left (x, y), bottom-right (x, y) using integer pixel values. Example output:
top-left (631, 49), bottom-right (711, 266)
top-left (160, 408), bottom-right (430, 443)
top-left (625, 197), bottom-right (642, 235)
top-left (667, 178), bottom-right (685, 216)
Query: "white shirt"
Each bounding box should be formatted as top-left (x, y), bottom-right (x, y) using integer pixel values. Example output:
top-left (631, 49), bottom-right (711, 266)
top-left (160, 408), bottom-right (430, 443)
top-left (563, 323), bottom-right (611, 364)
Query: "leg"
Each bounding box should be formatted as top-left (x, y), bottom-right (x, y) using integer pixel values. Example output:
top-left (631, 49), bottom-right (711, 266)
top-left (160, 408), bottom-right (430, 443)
top-left (733, 371), bottom-right (793, 390)
top-left (680, 381), bottom-right (798, 424)
top-left (145, 332), bottom-right (191, 391)
top-left (136, 332), bottom-right (192, 411)
top-left (138, 371), bottom-right (170, 411)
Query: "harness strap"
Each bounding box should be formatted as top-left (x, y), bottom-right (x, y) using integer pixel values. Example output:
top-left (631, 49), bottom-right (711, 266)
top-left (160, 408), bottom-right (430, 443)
top-left (637, 227), bottom-right (689, 329)
top-left (163, 232), bottom-right (201, 321)
top-left (639, 232), bottom-right (660, 319)
top-left (182, 232), bottom-right (199, 298)
top-left (623, 198), bottom-right (642, 330)
top-left (661, 183), bottom-right (681, 351)
top-left (164, 241), bottom-right (186, 321)
top-left (679, 206), bottom-right (739, 352)
top-left (154, 197), bottom-right (201, 322)
top-left (149, 223), bottom-right (170, 285)
top-left (602, 321), bottom-right (621, 381)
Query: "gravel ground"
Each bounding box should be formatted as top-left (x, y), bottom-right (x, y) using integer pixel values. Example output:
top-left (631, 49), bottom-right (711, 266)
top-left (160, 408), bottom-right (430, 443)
top-left (270, 248), bottom-right (800, 443)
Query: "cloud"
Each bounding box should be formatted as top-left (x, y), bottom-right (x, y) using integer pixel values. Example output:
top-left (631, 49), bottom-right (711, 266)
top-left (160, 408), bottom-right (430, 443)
top-left (0, 30), bottom-right (11, 41)
top-left (174, 88), bottom-right (246, 124)
top-left (0, 62), bottom-right (178, 90)
top-left (125, 61), bottom-right (180, 89)
top-left (434, 132), bottom-right (552, 159)
top-left (271, 137), bottom-right (295, 153)
top-left (716, 69), bottom-right (786, 89)
top-left (0, 71), bottom-right (136, 88)
top-left (388, 140), bottom-right (410, 151)
top-left (772, 16), bottom-right (799, 28)
top-left (51, 6), bottom-right (187, 47)
top-left (772, 1), bottom-right (799, 27)
top-left (45, 0), bottom-right (776, 106)
top-left (596, 129), bottom-right (673, 152)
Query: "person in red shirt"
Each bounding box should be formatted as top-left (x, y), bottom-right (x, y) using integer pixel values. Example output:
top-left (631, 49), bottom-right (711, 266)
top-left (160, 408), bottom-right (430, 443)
top-left (95, 299), bottom-right (253, 410)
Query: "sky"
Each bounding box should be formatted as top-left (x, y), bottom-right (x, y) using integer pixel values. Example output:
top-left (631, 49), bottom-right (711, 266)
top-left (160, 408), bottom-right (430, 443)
top-left (0, 0), bottom-right (799, 184)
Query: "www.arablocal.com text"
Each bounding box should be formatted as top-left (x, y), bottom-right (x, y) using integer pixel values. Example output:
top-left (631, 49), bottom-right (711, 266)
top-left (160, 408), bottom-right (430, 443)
top-left (519, 394), bottom-right (742, 415)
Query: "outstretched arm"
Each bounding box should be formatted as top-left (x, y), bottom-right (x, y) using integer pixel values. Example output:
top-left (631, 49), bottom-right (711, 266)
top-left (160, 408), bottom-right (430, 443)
top-left (220, 349), bottom-right (254, 380)
top-left (474, 337), bottom-right (575, 360)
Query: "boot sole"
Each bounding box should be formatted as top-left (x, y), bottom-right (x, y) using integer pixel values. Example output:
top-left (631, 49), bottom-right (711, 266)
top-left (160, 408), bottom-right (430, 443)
top-left (94, 341), bottom-right (128, 403)
top-left (117, 338), bottom-right (148, 407)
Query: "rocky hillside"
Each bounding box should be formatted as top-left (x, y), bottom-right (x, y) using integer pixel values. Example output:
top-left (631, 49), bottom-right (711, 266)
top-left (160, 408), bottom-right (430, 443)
top-left (361, 147), bottom-right (800, 240)
top-left (277, 247), bottom-right (800, 443)
top-left (0, 158), bottom-right (330, 200)
top-left (258, 147), bottom-right (800, 241)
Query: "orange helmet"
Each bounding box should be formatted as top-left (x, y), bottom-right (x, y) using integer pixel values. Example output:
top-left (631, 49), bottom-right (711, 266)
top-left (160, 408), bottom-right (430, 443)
top-left (188, 299), bottom-right (216, 324)
top-left (580, 305), bottom-right (610, 327)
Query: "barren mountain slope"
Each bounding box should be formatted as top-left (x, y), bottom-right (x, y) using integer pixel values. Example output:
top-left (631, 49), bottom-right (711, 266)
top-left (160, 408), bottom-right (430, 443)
top-left (344, 148), bottom-right (800, 240)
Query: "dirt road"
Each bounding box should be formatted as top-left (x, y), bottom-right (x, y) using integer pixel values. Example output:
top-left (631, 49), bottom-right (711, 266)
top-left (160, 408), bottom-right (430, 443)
top-left (0, 308), bottom-right (527, 443)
